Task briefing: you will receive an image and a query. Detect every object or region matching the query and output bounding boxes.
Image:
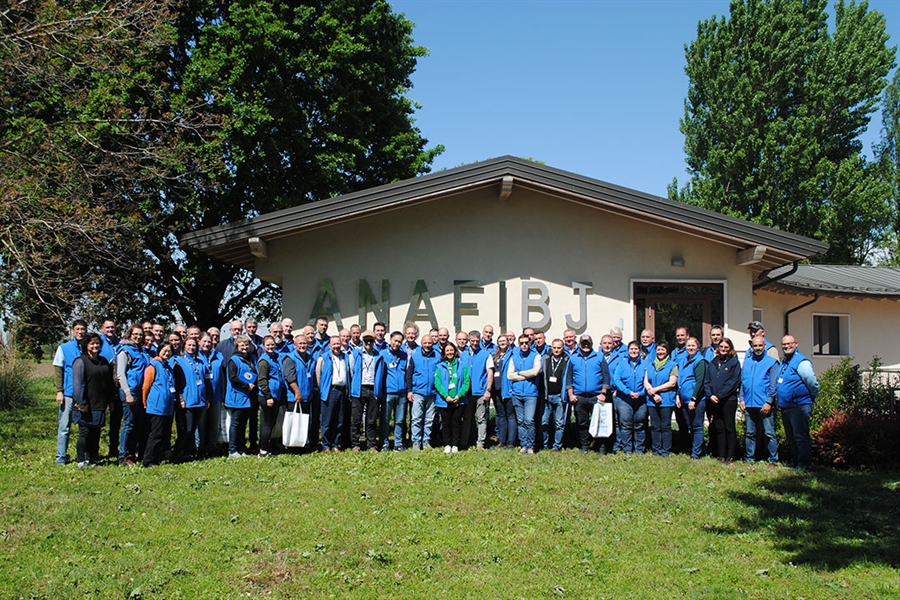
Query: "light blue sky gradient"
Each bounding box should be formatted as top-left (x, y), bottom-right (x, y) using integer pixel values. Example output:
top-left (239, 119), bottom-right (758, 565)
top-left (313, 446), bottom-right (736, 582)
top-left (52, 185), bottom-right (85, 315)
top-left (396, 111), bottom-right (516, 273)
top-left (391, 0), bottom-right (900, 197)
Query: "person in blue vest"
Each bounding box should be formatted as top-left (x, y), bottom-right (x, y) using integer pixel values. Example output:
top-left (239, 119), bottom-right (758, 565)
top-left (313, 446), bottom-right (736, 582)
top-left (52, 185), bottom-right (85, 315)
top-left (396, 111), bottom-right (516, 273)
top-left (257, 335), bottom-right (286, 457)
top-left (745, 321), bottom-right (780, 362)
top-left (777, 335), bottom-right (819, 470)
top-left (316, 335), bottom-right (351, 452)
top-left (675, 337), bottom-right (708, 459)
top-left (381, 331), bottom-right (409, 451)
top-left (566, 335), bottom-right (612, 454)
top-left (349, 331), bottom-right (386, 451)
top-left (52, 319), bottom-right (88, 465)
top-left (98, 318), bottom-right (121, 459)
top-left (434, 342), bottom-right (471, 453)
top-left (406, 332), bottom-right (440, 451)
top-left (704, 337), bottom-right (742, 463)
top-left (614, 341), bottom-right (647, 453)
top-left (599, 334), bottom-right (624, 452)
top-left (113, 324), bottom-right (149, 466)
top-left (224, 335), bottom-right (257, 458)
top-left (702, 325), bottom-right (724, 362)
top-left (639, 329), bottom-right (657, 361)
top-left (542, 338), bottom-right (570, 452)
top-left (491, 334), bottom-right (517, 449)
top-left (671, 327), bottom-right (690, 365)
top-left (481, 325), bottom-right (496, 354)
top-left (199, 332), bottom-right (225, 457)
top-left (72, 333), bottom-right (115, 467)
top-left (311, 317), bottom-right (331, 357)
top-left (740, 335), bottom-right (780, 465)
top-left (644, 342), bottom-right (679, 457)
top-left (461, 330), bottom-right (494, 450)
top-left (283, 334), bottom-right (316, 449)
top-left (372, 322), bottom-right (388, 353)
top-left (141, 343), bottom-right (176, 467)
top-left (173, 337), bottom-right (209, 461)
top-left (508, 334), bottom-right (543, 454)
top-left (609, 327), bottom-right (627, 361)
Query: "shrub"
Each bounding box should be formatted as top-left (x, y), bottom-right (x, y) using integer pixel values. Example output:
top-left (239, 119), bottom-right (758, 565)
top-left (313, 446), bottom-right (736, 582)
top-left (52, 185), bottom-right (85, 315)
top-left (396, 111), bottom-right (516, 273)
top-left (0, 344), bottom-right (33, 411)
top-left (812, 410), bottom-right (900, 469)
top-left (813, 358), bottom-right (860, 430)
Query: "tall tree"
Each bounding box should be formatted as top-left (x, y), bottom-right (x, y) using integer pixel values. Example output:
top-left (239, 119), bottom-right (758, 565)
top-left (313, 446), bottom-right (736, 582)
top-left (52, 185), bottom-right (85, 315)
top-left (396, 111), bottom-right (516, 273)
top-left (0, 0), bottom-right (441, 352)
top-left (874, 70), bottom-right (900, 265)
top-left (670, 0), bottom-right (896, 264)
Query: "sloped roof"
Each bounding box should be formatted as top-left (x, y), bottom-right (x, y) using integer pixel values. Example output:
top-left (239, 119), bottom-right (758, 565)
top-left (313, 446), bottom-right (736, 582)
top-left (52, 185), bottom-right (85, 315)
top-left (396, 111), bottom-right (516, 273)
top-left (766, 264), bottom-right (900, 298)
top-left (181, 155), bottom-right (828, 278)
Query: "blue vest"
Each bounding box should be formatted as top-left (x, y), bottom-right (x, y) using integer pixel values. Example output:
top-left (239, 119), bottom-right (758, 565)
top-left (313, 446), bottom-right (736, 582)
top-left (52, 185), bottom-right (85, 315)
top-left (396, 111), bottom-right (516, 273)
top-left (258, 352), bottom-right (285, 403)
top-left (510, 349), bottom-right (539, 397)
top-left (568, 350), bottom-right (606, 396)
top-left (381, 348), bottom-right (408, 395)
top-left (318, 352), bottom-right (351, 402)
top-left (201, 349), bottom-right (225, 404)
top-left (283, 350), bottom-right (315, 402)
top-left (745, 337), bottom-right (776, 361)
top-left (777, 351), bottom-right (814, 408)
top-left (677, 354), bottom-right (706, 401)
top-left (117, 343), bottom-right (149, 395)
top-left (99, 335), bottom-right (118, 362)
top-left (742, 353), bottom-right (778, 408)
top-left (646, 357), bottom-right (677, 407)
top-left (175, 354), bottom-right (207, 409)
top-left (615, 357), bottom-right (646, 400)
top-left (224, 355), bottom-right (255, 409)
top-left (145, 359), bottom-right (175, 417)
top-left (464, 346), bottom-right (492, 396)
top-left (498, 351), bottom-right (513, 398)
top-left (350, 349), bottom-right (385, 398)
top-left (602, 351), bottom-right (621, 390)
top-left (60, 339), bottom-right (81, 397)
top-left (409, 347), bottom-right (440, 397)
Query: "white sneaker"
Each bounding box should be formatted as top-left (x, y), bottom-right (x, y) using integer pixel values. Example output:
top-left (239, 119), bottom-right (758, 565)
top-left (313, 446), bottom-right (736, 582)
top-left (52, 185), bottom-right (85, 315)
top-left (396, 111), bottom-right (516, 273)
top-left (228, 452), bottom-right (243, 459)
top-left (451, 446), bottom-right (458, 453)
top-left (444, 445), bottom-right (452, 454)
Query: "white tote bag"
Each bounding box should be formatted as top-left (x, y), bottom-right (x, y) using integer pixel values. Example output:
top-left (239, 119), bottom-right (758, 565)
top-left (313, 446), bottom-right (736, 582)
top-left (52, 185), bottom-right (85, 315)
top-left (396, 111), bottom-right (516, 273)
top-left (589, 401), bottom-right (614, 438)
top-left (282, 402), bottom-right (309, 448)
top-left (219, 407), bottom-right (232, 444)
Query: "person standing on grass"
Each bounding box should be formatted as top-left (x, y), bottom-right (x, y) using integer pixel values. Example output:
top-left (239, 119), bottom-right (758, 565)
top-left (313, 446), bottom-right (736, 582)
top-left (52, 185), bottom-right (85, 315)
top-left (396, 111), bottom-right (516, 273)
top-left (257, 335), bottom-right (285, 457)
top-left (740, 335), bottom-right (779, 465)
top-left (72, 333), bottom-right (115, 468)
top-left (492, 334), bottom-right (517, 449)
top-left (316, 336), bottom-right (351, 453)
top-left (381, 331), bottom-right (409, 451)
top-left (777, 335), bottom-right (819, 470)
top-left (53, 319), bottom-right (88, 465)
top-left (704, 337), bottom-right (742, 463)
top-left (349, 331), bottom-right (386, 452)
top-left (115, 324), bottom-right (149, 466)
top-left (542, 338), bottom-right (570, 452)
top-left (98, 318), bottom-right (121, 459)
top-left (462, 330), bottom-right (493, 450)
top-left (407, 332), bottom-right (440, 451)
top-left (142, 343), bottom-right (176, 467)
top-left (675, 337), bottom-right (707, 460)
top-left (507, 334), bottom-right (542, 454)
top-left (434, 342), bottom-right (470, 454)
top-left (614, 341), bottom-right (647, 454)
top-left (566, 335), bottom-right (612, 454)
top-left (224, 335), bottom-right (257, 458)
top-left (199, 332), bottom-right (225, 457)
top-left (283, 334), bottom-right (316, 448)
top-left (643, 342), bottom-right (679, 457)
top-left (173, 337), bottom-right (209, 461)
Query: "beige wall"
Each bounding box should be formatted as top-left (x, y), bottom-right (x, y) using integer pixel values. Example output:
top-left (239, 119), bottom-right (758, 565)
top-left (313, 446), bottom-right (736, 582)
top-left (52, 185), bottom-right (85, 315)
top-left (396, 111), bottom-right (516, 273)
top-left (257, 187), bottom-right (759, 342)
top-left (754, 289), bottom-right (900, 370)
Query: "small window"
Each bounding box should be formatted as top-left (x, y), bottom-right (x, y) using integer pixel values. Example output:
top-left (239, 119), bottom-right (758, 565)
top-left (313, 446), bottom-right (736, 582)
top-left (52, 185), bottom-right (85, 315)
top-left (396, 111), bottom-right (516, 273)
top-left (752, 307), bottom-right (763, 324)
top-left (813, 314), bottom-right (849, 356)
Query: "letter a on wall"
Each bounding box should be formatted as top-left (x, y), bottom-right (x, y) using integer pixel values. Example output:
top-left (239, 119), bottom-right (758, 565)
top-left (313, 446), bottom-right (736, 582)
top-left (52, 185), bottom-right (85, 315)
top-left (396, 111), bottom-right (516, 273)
top-left (308, 279), bottom-right (344, 328)
top-left (404, 280), bottom-right (439, 330)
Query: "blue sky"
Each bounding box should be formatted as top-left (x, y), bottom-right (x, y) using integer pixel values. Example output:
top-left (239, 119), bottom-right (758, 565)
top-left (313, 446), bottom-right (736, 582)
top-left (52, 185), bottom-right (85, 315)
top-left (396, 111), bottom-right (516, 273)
top-left (390, 0), bottom-right (900, 198)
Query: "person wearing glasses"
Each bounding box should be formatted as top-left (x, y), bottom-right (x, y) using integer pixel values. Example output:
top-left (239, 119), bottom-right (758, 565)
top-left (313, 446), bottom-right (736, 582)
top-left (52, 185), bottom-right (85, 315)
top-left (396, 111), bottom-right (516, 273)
top-left (777, 335), bottom-right (819, 470)
top-left (507, 334), bottom-right (542, 454)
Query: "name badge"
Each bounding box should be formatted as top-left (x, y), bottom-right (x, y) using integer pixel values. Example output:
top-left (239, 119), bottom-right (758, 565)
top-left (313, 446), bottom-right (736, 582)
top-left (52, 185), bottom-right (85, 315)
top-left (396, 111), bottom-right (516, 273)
top-left (169, 386), bottom-right (176, 394)
top-left (390, 362), bottom-right (397, 368)
top-left (778, 377), bottom-right (784, 383)
top-left (549, 376), bottom-right (558, 383)
top-left (206, 372), bottom-right (213, 380)
top-left (449, 382), bottom-right (456, 389)
top-left (196, 378), bottom-right (203, 387)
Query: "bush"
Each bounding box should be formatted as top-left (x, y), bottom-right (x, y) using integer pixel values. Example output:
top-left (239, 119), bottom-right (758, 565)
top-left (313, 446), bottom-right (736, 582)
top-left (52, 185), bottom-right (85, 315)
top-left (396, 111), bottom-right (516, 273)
top-left (0, 344), bottom-right (34, 411)
top-left (812, 410), bottom-right (900, 469)
top-left (813, 357), bottom-right (860, 430)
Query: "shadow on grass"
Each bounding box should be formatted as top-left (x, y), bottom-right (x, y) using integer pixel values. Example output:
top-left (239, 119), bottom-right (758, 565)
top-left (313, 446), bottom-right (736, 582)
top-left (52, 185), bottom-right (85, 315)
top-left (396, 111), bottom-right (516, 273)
top-left (714, 469), bottom-right (900, 571)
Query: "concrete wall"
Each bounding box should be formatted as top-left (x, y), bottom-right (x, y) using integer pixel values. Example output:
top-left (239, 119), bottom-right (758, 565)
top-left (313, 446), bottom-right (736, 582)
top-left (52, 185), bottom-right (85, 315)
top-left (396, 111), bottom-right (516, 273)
top-left (256, 186), bottom-right (758, 342)
top-left (754, 288), bottom-right (900, 370)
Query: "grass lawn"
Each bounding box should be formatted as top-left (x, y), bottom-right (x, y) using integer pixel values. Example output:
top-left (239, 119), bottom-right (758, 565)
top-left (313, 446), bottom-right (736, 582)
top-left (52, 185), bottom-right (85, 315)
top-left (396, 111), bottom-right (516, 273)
top-left (1, 381), bottom-right (898, 599)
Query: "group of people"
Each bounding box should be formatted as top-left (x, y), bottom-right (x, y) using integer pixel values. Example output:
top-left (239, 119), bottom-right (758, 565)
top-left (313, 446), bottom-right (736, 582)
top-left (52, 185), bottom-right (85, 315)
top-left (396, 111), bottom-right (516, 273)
top-left (52, 316), bottom-right (819, 469)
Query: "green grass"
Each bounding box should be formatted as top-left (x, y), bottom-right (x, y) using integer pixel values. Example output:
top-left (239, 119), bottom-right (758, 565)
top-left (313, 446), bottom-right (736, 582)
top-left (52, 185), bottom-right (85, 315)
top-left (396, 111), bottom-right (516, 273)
top-left (1, 381), bottom-right (898, 599)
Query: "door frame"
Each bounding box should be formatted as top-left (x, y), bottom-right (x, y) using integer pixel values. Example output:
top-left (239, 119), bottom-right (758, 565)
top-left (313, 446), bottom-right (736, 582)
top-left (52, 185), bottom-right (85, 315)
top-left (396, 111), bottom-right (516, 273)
top-left (630, 279), bottom-right (728, 344)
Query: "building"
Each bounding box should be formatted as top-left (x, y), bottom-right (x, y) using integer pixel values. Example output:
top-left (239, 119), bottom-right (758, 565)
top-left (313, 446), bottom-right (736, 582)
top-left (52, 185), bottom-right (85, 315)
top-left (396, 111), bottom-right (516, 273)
top-left (183, 156), bottom-right (836, 353)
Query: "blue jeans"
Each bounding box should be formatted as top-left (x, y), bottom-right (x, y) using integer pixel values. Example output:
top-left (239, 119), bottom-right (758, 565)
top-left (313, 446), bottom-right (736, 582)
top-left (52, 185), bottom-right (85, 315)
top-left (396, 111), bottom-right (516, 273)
top-left (744, 406), bottom-right (779, 463)
top-left (542, 394), bottom-right (566, 450)
top-left (678, 399), bottom-right (706, 459)
top-left (321, 387), bottom-right (347, 451)
top-left (382, 393), bottom-right (406, 450)
top-left (612, 396), bottom-right (626, 452)
top-left (513, 395), bottom-right (537, 450)
top-left (648, 405), bottom-right (673, 456)
top-left (781, 404), bottom-right (812, 468)
top-left (493, 392), bottom-right (517, 445)
top-left (410, 393), bottom-right (436, 447)
top-left (118, 388), bottom-right (146, 461)
top-left (56, 396), bottom-right (74, 463)
top-left (616, 396), bottom-right (647, 453)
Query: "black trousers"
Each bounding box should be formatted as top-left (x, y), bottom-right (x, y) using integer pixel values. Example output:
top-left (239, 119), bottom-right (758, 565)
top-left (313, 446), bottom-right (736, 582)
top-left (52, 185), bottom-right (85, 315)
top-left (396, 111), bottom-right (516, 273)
top-left (460, 395), bottom-right (477, 449)
top-left (351, 386), bottom-right (380, 449)
top-left (259, 401), bottom-right (280, 453)
top-left (438, 404), bottom-right (464, 447)
top-left (144, 414), bottom-right (173, 466)
top-left (76, 423), bottom-right (102, 463)
top-left (107, 399), bottom-right (122, 456)
top-left (709, 397), bottom-right (738, 461)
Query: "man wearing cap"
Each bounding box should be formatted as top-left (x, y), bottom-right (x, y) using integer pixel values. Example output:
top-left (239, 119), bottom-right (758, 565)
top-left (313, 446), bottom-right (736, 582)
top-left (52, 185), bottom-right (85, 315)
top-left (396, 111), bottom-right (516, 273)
top-left (348, 330), bottom-right (385, 451)
top-left (566, 335), bottom-right (612, 453)
top-left (745, 321), bottom-right (780, 362)
top-left (777, 335), bottom-right (819, 470)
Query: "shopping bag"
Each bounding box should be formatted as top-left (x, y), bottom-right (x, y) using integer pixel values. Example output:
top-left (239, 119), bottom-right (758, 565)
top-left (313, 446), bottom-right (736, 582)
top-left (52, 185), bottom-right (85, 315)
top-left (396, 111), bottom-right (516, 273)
top-left (589, 401), bottom-right (614, 438)
top-left (219, 407), bottom-right (232, 444)
top-left (282, 402), bottom-right (309, 447)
